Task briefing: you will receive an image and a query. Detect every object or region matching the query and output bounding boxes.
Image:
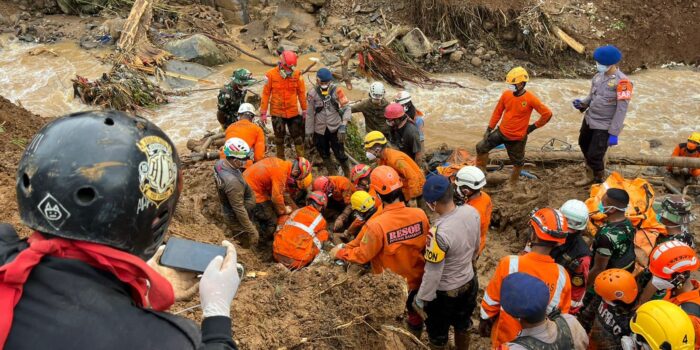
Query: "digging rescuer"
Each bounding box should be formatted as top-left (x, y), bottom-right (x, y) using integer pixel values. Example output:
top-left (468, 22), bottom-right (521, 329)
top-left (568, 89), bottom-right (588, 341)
top-left (414, 175), bottom-right (481, 350)
top-left (217, 68), bottom-right (257, 129)
top-left (573, 45), bottom-right (632, 185)
top-left (588, 268), bottom-right (638, 349)
top-left (342, 190), bottom-right (382, 245)
top-left (215, 138), bottom-right (259, 247)
top-left (312, 175), bottom-right (355, 232)
top-left (243, 156), bottom-right (311, 242)
top-left (330, 166), bottom-right (429, 337)
top-left (364, 131), bottom-right (426, 204)
top-left (305, 67), bottom-right (352, 176)
top-left (385, 102), bottom-right (424, 166)
top-left (498, 273), bottom-right (589, 350)
top-left (668, 132), bottom-right (700, 185)
top-left (272, 191), bottom-right (330, 270)
top-left (222, 103), bottom-right (266, 168)
top-left (351, 81), bottom-right (390, 136)
top-left (260, 50), bottom-right (307, 159)
top-left (479, 208), bottom-right (572, 348)
top-left (476, 66), bottom-right (553, 184)
top-left (453, 166), bottom-right (492, 256)
top-left (0, 111), bottom-right (239, 349)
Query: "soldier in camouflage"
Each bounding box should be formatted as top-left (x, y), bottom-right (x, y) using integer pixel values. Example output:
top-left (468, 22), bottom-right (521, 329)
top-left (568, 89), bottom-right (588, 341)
top-left (217, 68), bottom-right (257, 129)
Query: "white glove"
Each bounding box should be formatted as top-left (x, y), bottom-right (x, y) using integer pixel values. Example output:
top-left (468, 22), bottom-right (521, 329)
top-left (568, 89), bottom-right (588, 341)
top-left (200, 240), bottom-right (240, 318)
top-left (620, 336), bottom-right (635, 350)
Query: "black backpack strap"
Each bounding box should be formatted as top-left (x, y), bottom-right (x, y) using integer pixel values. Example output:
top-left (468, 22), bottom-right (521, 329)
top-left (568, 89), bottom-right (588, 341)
top-left (680, 302), bottom-right (700, 318)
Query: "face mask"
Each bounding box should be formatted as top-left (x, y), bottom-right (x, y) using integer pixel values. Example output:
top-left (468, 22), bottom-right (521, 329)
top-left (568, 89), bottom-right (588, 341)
top-left (651, 276), bottom-right (675, 290)
top-left (598, 202), bottom-right (607, 213)
top-left (508, 84), bottom-right (518, 92)
top-left (523, 243), bottom-right (532, 253)
top-left (370, 97), bottom-right (382, 105)
top-left (365, 151), bottom-right (377, 161)
top-left (596, 63), bottom-right (610, 73)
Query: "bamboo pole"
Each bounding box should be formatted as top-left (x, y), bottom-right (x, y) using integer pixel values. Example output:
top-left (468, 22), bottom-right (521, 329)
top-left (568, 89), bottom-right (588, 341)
top-left (491, 151), bottom-right (700, 168)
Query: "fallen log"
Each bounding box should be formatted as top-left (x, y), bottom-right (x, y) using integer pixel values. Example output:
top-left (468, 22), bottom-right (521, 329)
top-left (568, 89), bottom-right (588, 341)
top-left (200, 132), bottom-right (225, 153)
top-left (491, 151), bottom-right (700, 169)
top-left (202, 33), bottom-right (276, 67)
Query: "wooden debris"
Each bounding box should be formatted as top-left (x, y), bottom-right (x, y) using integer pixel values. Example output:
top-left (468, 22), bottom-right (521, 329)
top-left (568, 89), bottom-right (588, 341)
top-left (381, 325), bottom-right (429, 349)
top-left (202, 33), bottom-right (276, 67)
top-left (491, 151), bottom-right (700, 169)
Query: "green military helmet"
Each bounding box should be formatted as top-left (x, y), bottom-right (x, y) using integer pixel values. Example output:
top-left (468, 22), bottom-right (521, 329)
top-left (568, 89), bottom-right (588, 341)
top-left (231, 68), bottom-right (255, 86)
top-left (659, 194), bottom-right (695, 225)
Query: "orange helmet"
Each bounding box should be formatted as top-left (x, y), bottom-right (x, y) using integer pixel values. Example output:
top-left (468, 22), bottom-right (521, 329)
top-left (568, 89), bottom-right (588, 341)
top-left (649, 241), bottom-right (699, 279)
top-left (594, 269), bottom-right (638, 304)
top-left (370, 165), bottom-right (403, 195)
top-left (529, 208), bottom-right (568, 244)
top-left (350, 164), bottom-right (372, 185)
top-left (307, 191), bottom-right (328, 209)
top-left (292, 157), bottom-right (312, 180)
top-left (312, 176), bottom-right (334, 196)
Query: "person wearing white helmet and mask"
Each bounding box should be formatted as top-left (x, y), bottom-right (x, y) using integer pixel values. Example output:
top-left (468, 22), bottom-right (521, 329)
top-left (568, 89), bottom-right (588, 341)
top-left (215, 138), bottom-right (259, 247)
top-left (221, 102), bottom-right (266, 168)
top-left (454, 166), bottom-right (492, 256)
top-left (351, 81), bottom-right (390, 136)
top-left (549, 199), bottom-right (592, 315)
top-left (395, 91), bottom-right (425, 149)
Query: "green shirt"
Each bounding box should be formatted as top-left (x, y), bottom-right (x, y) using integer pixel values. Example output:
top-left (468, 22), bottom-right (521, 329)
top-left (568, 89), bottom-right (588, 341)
top-left (592, 219), bottom-right (636, 270)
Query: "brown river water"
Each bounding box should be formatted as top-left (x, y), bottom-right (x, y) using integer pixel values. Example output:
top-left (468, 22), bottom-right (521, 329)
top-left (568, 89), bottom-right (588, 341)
top-left (1, 38), bottom-right (698, 157)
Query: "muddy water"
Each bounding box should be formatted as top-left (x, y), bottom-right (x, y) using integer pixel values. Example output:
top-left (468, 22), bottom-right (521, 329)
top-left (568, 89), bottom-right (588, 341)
top-left (1, 38), bottom-right (698, 156)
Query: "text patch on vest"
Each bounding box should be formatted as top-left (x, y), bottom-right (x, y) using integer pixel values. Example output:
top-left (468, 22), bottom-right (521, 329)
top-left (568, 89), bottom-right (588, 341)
top-left (387, 222), bottom-right (423, 244)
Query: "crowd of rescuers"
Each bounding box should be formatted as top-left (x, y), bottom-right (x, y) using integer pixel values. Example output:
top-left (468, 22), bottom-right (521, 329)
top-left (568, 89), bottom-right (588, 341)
top-left (1, 44), bottom-right (700, 350)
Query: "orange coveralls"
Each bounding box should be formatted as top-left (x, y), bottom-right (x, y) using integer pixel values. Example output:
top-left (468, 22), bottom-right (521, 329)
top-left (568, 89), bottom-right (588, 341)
top-left (488, 90), bottom-right (553, 141)
top-left (668, 143), bottom-right (700, 178)
top-left (378, 148), bottom-right (426, 201)
top-left (669, 280), bottom-right (700, 349)
top-left (336, 201), bottom-right (428, 290)
top-left (467, 191), bottom-right (493, 255)
top-left (242, 157), bottom-right (292, 214)
top-left (480, 252), bottom-right (572, 348)
top-left (223, 119), bottom-right (266, 162)
top-left (260, 67), bottom-right (307, 118)
top-left (327, 176), bottom-right (355, 205)
top-left (273, 205), bottom-right (328, 269)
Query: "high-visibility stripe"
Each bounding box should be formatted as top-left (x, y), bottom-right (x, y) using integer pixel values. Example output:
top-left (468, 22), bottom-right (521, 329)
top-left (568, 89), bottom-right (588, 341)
top-left (480, 307), bottom-right (490, 320)
top-left (286, 210), bottom-right (324, 250)
top-left (508, 255), bottom-right (519, 274)
top-left (483, 291), bottom-right (499, 306)
top-left (547, 264), bottom-right (567, 313)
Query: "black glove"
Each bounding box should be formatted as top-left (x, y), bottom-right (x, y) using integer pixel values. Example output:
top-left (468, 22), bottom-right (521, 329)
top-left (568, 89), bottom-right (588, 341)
top-left (483, 127), bottom-right (493, 139)
top-left (478, 317), bottom-right (495, 338)
top-left (337, 125), bottom-right (347, 144)
top-left (527, 124), bottom-right (537, 134)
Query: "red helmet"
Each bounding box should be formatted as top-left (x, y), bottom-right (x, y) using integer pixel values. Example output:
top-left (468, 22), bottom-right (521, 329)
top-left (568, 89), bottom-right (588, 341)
top-left (384, 103), bottom-right (405, 120)
top-left (350, 164), bottom-right (372, 185)
top-left (307, 191), bottom-right (328, 209)
top-left (529, 208), bottom-right (568, 244)
top-left (312, 176), bottom-right (334, 196)
top-left (280, 50), bottom-right (298, 69)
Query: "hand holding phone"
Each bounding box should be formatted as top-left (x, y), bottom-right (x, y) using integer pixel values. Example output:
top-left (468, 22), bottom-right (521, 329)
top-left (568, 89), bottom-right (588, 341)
top-left (200, 240), bottom-right (240, 318)
top-left (147, 245), bottom-right (199, 301)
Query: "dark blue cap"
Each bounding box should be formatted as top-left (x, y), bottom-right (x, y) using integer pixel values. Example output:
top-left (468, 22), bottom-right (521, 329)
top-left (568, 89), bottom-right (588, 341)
top-left (593, 45), bottom-right (622, 65)
top-left (422, 175), bottom-right (450, 202)
top-left (501, 273), bottom-right (550, 322)
top-left (317, 68), bottom-right (333, 82)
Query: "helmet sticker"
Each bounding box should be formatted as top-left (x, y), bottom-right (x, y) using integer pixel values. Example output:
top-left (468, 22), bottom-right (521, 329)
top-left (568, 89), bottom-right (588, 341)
top-left (37, 193), bottom-right (71, 229)
top-left (137, 136), bottom-right (177, 209)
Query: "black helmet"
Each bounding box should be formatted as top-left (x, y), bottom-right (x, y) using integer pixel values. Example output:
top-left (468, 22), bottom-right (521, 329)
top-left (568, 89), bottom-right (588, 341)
top-left (16, 111), bottom-right (182, 259)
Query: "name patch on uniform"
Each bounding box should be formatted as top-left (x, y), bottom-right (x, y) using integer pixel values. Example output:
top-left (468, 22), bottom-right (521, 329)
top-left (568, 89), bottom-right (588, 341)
top-left (616, 79), bottom-right (633, 100)
top-left (387, 222), bottom-right (423, 244)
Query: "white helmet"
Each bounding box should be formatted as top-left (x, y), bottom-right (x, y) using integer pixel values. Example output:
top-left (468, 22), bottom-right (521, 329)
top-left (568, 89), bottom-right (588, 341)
top-left (560, 199), bottom-right (589, 231)
top-left (237, 103), bottom-right (256, 117)
top-left (223, 137), bottom-right (252, 160)
top-left (369, 82), bottom-right (385, 99)
top-left (394, 91), bottom-right (411, 105)
top-left (455, 166), bottom-right (486, 190)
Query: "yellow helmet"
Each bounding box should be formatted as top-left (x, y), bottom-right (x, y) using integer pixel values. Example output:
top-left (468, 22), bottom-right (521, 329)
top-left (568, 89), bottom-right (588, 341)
top-left (364, 131), bottom-right (387, 149)
top-left (350, 191), bottom-right (375, 213)
top-left (505, 66), bottom-right (529, 84)
top-left (297, 173), bottom-right (312, 189)
top-left (630, 300), bottom-right (695, 350)
top-left (688, 132), bottom-right (700, 144)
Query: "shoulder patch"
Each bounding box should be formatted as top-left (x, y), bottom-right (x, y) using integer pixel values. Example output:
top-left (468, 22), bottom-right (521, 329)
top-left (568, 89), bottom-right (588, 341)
top-left (424, 226), bottom-right (446, 263)
top-left (616, 79), bottom-right (633, 100)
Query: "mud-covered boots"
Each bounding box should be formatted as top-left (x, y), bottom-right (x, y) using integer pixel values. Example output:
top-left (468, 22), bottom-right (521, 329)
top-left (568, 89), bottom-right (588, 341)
top-left (339, 159), bottom-right (351, 177)
top-left (574, 167), bottom-right (594, 186)
top-left (510, 166), bottom-right (522, 184)
top-left (593, 170), bottom-right (606, 183)
top-left (323, 158), bottom-right (337, 175)
top-left (476, 153), bottom-right (490, 172)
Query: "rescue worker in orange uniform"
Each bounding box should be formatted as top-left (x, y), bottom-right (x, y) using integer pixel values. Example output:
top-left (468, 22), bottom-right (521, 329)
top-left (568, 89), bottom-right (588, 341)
top-left (273, 191), bottom-right (329, 270)
top-left (243, 156), bottom-right (311, 241)
top-left (668, 132), bottom-right (700, 185)
top-left (454, 166), bottom-right (492, 256)
top-left (644, 241), bottom-right (700, 348)
top-left (312, 176), bottom-right (355, 232)
top-left (221, 103), bottom-right (266, 168)
top-left (364, 131), bottom-right (426, 203)
top-left (350, 164), bottom-right (381, 209)
top-left (476, 67), bottom-right (553, 184)
top-left (330, 165), bottom-right (429, 336)
top-left (479, 208), bottom-right (572, 348)
top-left (260, 50), bottom-right (307, 159)
top-left (343, 190), bottom-right (382, 247)
top-left (589, 269), bottom-right (639, 349)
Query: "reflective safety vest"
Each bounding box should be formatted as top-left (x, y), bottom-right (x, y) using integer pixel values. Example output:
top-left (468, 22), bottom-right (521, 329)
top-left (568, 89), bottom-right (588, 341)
top-left (272, 206), bottom-right (329, 269)
top-left (481, 253), bottom-right (572, 348)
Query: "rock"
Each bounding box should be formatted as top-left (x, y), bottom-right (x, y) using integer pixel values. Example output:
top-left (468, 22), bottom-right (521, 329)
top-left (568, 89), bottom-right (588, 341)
top-left (299, 2), bottom-right (315, 13)
top-left (400, 28), bottom-right (432, 58)
top-left (487, 50), bottom-right (496, 56)
top-left (648, 139), bottom-right (663, 149)
top-left (9, 14), bottom-right (19, 25)
top-left (449, 50), bottom-right (464, 62)
top-left (470, 56), bottom-right (482, 67)
top-left (164, 34), bottom-right (230, 67)
top-left (79, 36), bottom-right (98, 50)
top-left (215, 0), bottom-right (242, 11)
top-left (163, 60), bottom-right (214, 89)
top-left (439, 39), bottom-right (459, 49)
top-left (501, 30), bottom-right (517, 41)
top-left (278, 39), bottom-right (299, 52)
top-left (474, 47), bottom-right (485, 56)
top-left (270, 16), bottom-right (291, 32)
top-left (220, 8), bottom-right (247, 25)
top-left (347, 29), bottom-right (361, 40)
top-left (305, 0), bottom-right (327, 6)
top-left (321, 52), bottom-right (339, 65)
top-left (269, 3), bottom-right (316, 31)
